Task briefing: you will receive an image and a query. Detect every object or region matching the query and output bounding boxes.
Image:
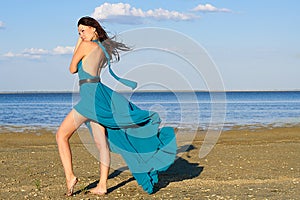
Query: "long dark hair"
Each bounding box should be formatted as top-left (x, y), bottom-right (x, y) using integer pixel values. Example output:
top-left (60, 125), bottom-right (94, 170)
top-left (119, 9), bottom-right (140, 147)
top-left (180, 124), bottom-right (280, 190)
top-left (77, 16), bottom-right (130, 62)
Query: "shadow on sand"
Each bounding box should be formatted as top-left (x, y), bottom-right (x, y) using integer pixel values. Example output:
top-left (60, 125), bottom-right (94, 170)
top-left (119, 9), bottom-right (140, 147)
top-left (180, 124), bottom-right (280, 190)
top-left (153, 144), bottom-right (204, 193)
top-left (75, 144), bottom-right (203, 195)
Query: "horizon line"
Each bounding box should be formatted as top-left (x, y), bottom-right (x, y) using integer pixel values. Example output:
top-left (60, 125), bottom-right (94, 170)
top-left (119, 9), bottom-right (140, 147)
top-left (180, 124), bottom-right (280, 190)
top-left (1, 89), bottom-right (300, 94)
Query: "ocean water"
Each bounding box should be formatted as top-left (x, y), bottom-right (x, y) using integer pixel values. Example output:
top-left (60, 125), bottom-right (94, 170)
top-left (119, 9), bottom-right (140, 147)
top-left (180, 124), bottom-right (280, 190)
top-left (0, 91), bottom-right (300, 130)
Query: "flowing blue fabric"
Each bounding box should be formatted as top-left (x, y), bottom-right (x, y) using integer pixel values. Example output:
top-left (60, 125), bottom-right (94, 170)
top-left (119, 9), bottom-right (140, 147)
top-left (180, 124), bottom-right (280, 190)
top-left (99, 41), bottom-right (137, 90)
top-left (73, 40), bottom-right (177, 194)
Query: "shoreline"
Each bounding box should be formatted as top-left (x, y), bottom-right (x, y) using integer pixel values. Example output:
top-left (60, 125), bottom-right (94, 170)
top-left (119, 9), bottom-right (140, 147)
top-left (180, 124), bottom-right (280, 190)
top-left (1, 122), bottom-right (300, 134)
top-left (0, 126), bottom-right (299, 199)
top-left (1, 90), bottom-right (300, 94)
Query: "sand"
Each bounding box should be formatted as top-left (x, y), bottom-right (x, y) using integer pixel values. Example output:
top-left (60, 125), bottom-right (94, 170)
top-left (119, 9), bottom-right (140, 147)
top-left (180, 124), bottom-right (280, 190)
top-left (0, 125), bottom-right (299, 200)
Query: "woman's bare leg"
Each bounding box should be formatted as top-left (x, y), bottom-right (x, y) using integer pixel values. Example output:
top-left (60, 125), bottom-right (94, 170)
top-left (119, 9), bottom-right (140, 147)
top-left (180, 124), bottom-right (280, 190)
top-left (56, 109), bottom-right (87, 195)
top-left (89, 121), bottom-right (110, 195)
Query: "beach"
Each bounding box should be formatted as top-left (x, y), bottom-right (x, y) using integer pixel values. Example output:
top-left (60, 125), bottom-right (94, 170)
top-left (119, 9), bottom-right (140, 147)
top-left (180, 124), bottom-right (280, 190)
top-left (0, 126), bottom-right (299, 200)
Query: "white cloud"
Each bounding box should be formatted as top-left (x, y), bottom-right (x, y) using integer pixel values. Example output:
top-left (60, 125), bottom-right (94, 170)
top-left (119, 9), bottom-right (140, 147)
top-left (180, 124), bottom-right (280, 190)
top-left (3, 52), bottom-right (42, 59)
top-left (92, 3), bottom-right (197, 24)
top-left (3, 52), bottom-right (15, 57)
top-left (52, 46), bottom-right (74, 55)
top-left (192, 4), bottom-right (231, 13)
top-left (0, 21), bottom-right (5, 29)
top-left (2, 46), bottom-right (74, 59)
top-left (23, 48), bottom-right (49, 55)
top-left (3, 48), bottom-right (48, 59)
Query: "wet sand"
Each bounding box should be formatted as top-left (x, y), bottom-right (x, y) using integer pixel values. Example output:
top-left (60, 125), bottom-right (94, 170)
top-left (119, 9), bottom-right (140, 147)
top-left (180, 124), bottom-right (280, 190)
top-left (0, 126), bottom-right (299, 199)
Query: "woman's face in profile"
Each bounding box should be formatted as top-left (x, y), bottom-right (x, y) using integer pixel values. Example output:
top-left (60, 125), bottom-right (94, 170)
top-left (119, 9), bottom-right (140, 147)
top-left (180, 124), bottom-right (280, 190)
top-left (78, 24), bottom-right (95, 41)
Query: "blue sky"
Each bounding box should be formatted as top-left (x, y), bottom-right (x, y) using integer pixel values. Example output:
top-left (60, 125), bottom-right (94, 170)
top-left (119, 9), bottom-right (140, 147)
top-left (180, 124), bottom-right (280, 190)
top-left (0, 0), bottom-right (299, 92)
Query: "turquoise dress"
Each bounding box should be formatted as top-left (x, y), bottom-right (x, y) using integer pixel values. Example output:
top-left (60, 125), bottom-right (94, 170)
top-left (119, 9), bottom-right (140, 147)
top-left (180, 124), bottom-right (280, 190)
top-left (73, 40), bottom-right (177, 194)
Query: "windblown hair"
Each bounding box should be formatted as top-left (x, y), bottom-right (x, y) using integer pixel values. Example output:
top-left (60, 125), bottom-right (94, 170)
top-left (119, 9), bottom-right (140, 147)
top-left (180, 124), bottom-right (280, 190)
top-left (77, 16), bottom-right (131, 63)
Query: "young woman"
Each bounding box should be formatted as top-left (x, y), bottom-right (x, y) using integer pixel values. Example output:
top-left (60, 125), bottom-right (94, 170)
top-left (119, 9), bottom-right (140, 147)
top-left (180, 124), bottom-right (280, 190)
top-left (56, 16), bottom-right (176, 196)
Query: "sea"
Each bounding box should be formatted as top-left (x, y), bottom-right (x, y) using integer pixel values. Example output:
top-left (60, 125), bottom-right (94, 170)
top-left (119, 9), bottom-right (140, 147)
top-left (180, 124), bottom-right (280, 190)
top-left (0, 91), bottom-right (300, 131)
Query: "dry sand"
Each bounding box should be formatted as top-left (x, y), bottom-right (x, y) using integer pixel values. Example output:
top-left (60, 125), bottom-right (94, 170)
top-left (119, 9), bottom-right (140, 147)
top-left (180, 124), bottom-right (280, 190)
top-left (0, 125), bottom-right (299, 199)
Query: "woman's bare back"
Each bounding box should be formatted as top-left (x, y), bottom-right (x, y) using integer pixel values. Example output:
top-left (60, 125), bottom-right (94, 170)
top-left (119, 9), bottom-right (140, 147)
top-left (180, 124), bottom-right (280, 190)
top-left (81, 43), bottom-right (106, 77)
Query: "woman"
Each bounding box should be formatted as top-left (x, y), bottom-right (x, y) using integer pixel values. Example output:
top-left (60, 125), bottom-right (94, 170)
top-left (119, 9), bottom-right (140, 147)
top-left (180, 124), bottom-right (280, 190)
top-left (56, 16), bottom-right (176, 196)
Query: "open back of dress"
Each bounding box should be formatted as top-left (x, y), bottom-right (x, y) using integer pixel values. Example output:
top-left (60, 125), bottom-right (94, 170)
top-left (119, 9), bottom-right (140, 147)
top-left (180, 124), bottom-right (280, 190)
top-left (81, 45), bottom-right (105, 77)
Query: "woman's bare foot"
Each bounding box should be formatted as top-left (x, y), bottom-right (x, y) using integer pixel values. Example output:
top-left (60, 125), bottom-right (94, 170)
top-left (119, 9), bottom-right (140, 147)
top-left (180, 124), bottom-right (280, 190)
top-left (66, 177), bottom-right (78, 196)
top-left (88, 181), bottom-right (107, 195)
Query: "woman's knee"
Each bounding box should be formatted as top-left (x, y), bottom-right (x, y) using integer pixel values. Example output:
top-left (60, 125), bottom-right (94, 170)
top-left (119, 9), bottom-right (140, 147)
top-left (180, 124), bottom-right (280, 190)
top-left (56, 123), bottom-right (75, 143)
top-left (56, 109), bottom-right (86, 143)
top-left (56, 128), bottom-right (70, 143)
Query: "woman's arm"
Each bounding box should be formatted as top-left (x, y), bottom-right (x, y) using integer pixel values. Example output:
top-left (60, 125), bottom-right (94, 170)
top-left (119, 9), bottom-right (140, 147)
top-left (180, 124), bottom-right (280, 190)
top-left (74, 37), bottom-right (82, 53)
top-left (69, 40), bottom-right (87, 74)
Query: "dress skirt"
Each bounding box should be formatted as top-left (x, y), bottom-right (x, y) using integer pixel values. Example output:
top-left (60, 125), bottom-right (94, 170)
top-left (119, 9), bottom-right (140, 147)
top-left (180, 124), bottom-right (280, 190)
top-left (74, 82), bottom-right (177, 194)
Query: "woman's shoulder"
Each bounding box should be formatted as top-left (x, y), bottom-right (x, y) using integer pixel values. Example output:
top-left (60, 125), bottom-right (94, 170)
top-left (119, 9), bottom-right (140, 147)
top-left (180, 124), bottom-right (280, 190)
top-left (79, 41), bottom-right (100, 54)
top-left (81, 40), bottom-right (99, 48)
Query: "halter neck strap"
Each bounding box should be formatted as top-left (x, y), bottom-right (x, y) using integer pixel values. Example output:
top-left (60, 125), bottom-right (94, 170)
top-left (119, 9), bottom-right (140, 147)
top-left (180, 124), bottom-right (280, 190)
top-left (93, 40), bottom-right (137, 90)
